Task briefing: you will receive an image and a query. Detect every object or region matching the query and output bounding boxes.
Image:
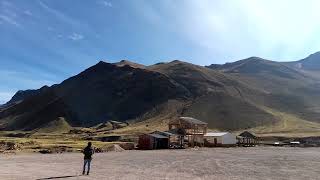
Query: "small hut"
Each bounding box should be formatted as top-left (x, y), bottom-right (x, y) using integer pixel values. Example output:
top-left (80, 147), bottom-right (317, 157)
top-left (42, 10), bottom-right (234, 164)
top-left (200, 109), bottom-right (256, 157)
top-left (151, 131), bottom-right (183, 148)
top-left (138, 133), bottom-right (169, 150)
top-left (237, 131), bottom-right (258, 146)
top-left (168, 117), bottom-right (208, 147)
top-left (204, 132), bottom-right (236, 147)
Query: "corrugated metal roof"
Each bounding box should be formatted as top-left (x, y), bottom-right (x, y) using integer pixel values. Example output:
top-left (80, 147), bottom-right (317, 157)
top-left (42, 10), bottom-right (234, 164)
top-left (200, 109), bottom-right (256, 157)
top-left (151, 131), bottom-right (175, 137)
top-left (166, 128), bottom-right (186, 135)
top-left (179, 117), bottom-right (208, 125)
top-left (204, 132), bottom-right (230, 137)
top-left (149, 133), bottom-right (168, 139)
top-left (161, 131), bottom-right (175, 136)
top-left (239, 131), bottom-right (256, 138)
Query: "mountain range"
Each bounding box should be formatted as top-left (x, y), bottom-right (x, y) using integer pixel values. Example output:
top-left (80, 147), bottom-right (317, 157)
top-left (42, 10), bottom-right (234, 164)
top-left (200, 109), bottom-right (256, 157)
top-left (1, 52), bottom-right (320, 135)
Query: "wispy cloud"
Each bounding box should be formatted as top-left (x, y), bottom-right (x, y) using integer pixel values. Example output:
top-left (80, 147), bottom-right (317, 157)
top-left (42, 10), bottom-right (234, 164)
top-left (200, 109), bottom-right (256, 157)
top-left (68, 33), bottom-right (84, 41)
top-left (100, 0), bottom-right (112, 7)
top-left (0, 1), bottom-right (22, 27)
top-left (0, 14), bottom-right (20, 27)
top-left (38, 0), bottom-right (79, 26)
top-left (24, 10), bottom-right (32, 16)
top-left (0, 0), bottom-right (12, 7)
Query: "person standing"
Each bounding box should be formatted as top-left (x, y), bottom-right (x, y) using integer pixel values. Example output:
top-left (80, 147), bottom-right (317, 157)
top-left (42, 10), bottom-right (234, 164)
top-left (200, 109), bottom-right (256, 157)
top-left (82, 142), bottom-right (94, 175)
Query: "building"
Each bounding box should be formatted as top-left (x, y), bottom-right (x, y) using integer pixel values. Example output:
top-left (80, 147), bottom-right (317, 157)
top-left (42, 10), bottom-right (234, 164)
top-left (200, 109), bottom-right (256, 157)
top-left (138, 133), bottom-right (169, 150)
top-left (151, 131), bottom-right (181, 147)
top-left (169, 117), bottom-right (208, 147)
top-left (237, 131), bottom-right (258, 146)
top-left (204, 132), bottom-right (236, 147)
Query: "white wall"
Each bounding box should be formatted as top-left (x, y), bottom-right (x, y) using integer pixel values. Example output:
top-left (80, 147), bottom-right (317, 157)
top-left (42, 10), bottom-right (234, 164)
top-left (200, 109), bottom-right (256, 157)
top-left (221, 133), bottom-right (236, 144)
top-left (205, 133), bottom-right (236, 145)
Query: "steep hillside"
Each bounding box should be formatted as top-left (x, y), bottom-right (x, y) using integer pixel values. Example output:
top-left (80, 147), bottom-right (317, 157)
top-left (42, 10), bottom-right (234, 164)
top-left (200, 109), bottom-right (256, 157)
top-left (0, 89), bottom-right (74, 130)
top-left (207, 57), bottom-right (306, 79)
top-left (207, 57), bottom-right (320, 124)
top-left (148, 60), bottom-right (258, 97)
top-left (1, 60), bottom-right (280, 131)
top-left (183, 92), bottom-right (276, 130)
top-left (2, 53), bottom-right (320, 134)
top-left (286, 51), bottom-right (320, 71)
top-left (147, 60), bottom-right (279, 130)
top-left (1, 86), bottom-right (50, 109)
top-left (0, 61), bottom-right (190, 130)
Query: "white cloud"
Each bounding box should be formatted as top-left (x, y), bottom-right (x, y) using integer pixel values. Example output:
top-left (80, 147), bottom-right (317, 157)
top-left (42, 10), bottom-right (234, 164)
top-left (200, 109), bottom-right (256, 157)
top-left (38, 0), bottom-right (80, 27)
top-left (0, 0), bottom-right (22, 27)
top-left (100, 1), bottom-right (112, 7)
top-left (0, 14), bottom-right (20, 27)
top-left (68, 33), bottom-right (84, 41)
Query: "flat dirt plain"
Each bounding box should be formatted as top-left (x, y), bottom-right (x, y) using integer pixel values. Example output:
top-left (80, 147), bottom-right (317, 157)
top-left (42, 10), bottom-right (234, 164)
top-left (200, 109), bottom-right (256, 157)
top-left (0, 147), bottom-right (319, 180)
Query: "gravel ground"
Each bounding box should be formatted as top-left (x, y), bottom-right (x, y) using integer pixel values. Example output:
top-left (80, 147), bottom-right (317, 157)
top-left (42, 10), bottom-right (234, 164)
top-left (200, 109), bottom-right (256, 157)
top-left (0, 147), bottom-right (319, 180)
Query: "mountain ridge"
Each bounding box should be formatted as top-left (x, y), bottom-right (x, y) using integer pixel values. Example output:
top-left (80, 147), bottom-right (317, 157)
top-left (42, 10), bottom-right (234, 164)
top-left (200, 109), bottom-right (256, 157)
top-left (2, 52), bottom-right (320, 134)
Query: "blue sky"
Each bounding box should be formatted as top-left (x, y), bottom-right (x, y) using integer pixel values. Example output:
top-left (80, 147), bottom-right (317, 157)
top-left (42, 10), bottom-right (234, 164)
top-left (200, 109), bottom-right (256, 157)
top-left (1, 0), bottom-right (320, 103)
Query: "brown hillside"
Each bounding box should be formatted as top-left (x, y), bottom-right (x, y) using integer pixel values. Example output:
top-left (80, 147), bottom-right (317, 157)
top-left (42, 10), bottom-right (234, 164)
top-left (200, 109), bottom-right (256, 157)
top-left (207, 57), bottom-right (320, 123)
top-left (0, 61), bottom-right (190, 130)
top-left (2, 54), bottom-right (320, 134)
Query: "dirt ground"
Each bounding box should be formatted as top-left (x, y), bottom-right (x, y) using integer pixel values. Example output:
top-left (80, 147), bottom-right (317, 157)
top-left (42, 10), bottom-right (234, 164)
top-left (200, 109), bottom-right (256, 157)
top-left (0, 147), bottom-right (319, 180)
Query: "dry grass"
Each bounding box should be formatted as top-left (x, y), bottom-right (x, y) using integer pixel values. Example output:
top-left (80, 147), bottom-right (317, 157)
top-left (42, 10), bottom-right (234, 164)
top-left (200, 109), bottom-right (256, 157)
top-left (0, 133), bottom-right (122, 153)
top-left (248, 106), bottom-right (320, 137)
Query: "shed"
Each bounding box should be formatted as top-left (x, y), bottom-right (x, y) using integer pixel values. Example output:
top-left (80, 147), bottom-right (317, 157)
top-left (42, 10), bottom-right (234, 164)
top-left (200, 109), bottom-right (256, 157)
top-left (239, 131), bottom-right (256, 139)
top-left (138, 133), bottom-right (169, 150)
top-left (151, 131), bottom-right (184, 148)
top-left (237, 131), bottom-right (258, 146)
top-left (204, 132), bottom-right (236, 147)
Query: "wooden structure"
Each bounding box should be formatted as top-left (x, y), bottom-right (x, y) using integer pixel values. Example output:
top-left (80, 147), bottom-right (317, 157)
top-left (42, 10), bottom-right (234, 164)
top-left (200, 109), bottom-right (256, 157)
top-left (237, 131), bottom-right (258, 146)
top-left (151, 131), bottom-right (183, 148)
top-left (138, 133), bottom-right (169, 150)
top-left (169, 117), bottom-right (208, 147)
top-left (204, 132), bottom-right (236, 147)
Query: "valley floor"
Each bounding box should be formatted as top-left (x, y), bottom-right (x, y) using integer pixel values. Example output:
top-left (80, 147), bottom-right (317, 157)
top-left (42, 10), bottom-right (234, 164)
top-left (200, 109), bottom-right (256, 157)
top-left (1, 147), bottom-right (320, 180)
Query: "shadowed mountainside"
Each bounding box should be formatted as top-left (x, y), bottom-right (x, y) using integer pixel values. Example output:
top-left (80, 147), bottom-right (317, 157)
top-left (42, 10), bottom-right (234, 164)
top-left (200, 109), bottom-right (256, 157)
top-left (0, 61), bottom-right (190, 130)
top-left (148, 60), bottom-right (278, 130)
top-left (1, 86), bottom-right (50, 109)
top-left (2, 52), bottom-right (320, 133)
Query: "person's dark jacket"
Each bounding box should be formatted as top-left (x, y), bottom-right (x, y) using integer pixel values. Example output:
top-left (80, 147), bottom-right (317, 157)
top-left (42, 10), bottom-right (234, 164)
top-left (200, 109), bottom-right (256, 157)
top-left (83, 146), bottom-right (94, 160)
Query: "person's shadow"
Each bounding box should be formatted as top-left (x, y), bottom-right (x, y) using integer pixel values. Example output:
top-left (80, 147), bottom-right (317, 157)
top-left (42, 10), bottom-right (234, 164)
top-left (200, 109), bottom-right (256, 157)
top-left (35, 175), bottom-right (79, 179)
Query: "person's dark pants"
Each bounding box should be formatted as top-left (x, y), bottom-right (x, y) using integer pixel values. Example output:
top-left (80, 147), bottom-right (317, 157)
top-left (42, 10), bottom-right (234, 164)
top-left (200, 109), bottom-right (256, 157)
top-left (83, 159), bottom-right (92, 175)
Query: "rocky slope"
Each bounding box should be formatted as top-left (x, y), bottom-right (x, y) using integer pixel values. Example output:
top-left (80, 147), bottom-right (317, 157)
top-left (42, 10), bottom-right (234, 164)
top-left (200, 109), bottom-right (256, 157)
top-left (0, 62), bottom-right (190, 130)
top-left (1, 52), bottom-right (320, 132)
